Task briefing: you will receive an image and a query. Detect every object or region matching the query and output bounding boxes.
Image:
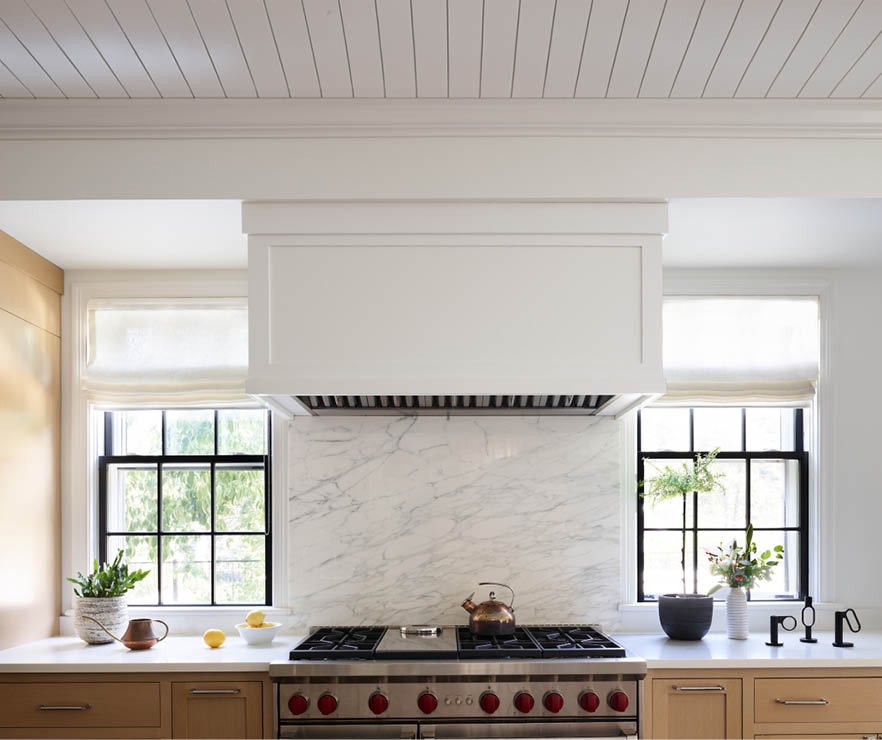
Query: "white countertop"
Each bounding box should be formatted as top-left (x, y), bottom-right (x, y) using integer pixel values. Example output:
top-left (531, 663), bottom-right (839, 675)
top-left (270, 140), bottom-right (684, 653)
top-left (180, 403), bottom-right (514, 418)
top-left (616, 632), bottom-right (882, 669)
top-left (3, 632), bottom-right (882, 673)
top-left (0, 635), bottom-right (306, 673)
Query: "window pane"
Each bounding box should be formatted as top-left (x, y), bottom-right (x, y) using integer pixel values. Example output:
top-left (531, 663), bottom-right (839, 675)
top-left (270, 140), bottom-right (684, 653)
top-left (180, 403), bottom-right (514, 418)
top-left (106, 464), bottom-right (157, 532)
top-left (750, 531), bottom-right (800, 600)
top-left (751, 459), bottom-right (801, 528)
top-left (697, 530), bottom-right (744, 598)
top-left (693, 408), bottom-right (743, 451)
top-left (165, 410), bottom-right (214, 455)
top-left (106, 535), bottom-right (157, 605)
top-left (643, 531), bottom-right (694, 598)
top-left (216, 466), bottom-right (265, 532)
top-left (216, 535), bottom-right (265, 604)
top-left (697, 459), bottom-right (746, 529)
top-left (161, 535), bottom-right (211, 604)
top-left (120, 411), bottom-right (161, 455)
top-left (640, 408), bottom-right (690, 452)
top-left (218, 410), bottom-right (266, 455)
top-left (642, 458), bottom-right (694, 529)
top-left (746, 408), bottom-right (795, 451)
top-left (161, 465), bottom-right (210, 532)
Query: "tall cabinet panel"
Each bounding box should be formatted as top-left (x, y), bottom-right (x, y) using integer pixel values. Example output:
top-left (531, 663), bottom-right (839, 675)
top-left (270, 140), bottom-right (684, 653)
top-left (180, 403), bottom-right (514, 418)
top-left (0, 230), bottom-right (63, 649)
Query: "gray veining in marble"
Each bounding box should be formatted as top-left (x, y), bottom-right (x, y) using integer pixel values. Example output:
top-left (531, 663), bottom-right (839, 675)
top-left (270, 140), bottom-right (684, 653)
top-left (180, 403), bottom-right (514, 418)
top-left (287, 416), bottom-right (621, 631)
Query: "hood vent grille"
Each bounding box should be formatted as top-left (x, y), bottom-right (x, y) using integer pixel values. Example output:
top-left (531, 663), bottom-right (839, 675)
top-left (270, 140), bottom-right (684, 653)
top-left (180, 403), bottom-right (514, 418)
top-left (295, 394), bottom-right (614, 416)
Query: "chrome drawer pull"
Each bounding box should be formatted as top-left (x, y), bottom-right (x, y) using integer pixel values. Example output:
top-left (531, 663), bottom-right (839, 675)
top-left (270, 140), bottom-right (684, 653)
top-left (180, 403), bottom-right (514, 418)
top-left (189, 689), bottom-right (241, 695)
top-left (674, 685), bottom-right (725, 691)
top-left (39, 704), bottom-right (92, 711)
top-left (775, 698), bottom-right (829, 705)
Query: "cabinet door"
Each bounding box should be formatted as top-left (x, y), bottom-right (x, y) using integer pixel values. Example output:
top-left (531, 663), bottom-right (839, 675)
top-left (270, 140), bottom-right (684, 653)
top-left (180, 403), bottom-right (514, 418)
top-left (651, 678), bottom-right (742, 739)
top-left (172, 681), bottom-right (263, 739)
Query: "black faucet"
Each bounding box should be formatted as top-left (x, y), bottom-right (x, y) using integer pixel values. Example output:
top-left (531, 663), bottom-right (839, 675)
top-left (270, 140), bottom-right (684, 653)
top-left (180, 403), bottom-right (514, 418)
top-left (766, 615), bottom-right (797, 647)
top-left (800, 596), bottom-right (818, 643)
top-left (833, 608), bottom-right (861, 648)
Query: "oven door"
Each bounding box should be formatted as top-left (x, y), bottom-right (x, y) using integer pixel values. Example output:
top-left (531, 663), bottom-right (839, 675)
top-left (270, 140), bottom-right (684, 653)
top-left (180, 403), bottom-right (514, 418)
top-left (279, 724), bottom-right (419, 739)
top-left (419, 722), bottom-right (637, 740)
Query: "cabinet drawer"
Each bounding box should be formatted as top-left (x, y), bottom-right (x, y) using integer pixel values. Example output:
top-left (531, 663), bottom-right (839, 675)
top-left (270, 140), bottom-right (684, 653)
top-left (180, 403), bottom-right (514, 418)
top-left (0, 682), bottom-right (161, 728)
top-left (756, 678), bottom-right (882, 724)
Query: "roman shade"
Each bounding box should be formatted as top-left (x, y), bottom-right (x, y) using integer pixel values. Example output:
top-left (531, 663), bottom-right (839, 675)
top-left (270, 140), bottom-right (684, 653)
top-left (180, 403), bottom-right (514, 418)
top-left (82, 297), bottom-right (248, 403)
top-left (661, 296), bottom-right (820, 404)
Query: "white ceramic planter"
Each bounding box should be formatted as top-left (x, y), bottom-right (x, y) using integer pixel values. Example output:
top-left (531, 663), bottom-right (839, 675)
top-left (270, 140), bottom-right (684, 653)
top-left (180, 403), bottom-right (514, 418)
top-left (74, 596), bottom-right (127, 644)
top-left (726, 587), bottom-right (748, 640)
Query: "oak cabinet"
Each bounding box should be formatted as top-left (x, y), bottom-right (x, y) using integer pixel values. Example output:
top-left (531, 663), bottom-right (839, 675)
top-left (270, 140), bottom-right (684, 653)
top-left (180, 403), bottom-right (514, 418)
top-left (0, 673), bottom-right (272, 739)
top-left (171, 681), bottom-right (263, 739)
top-left (650, 678), bottom-right (742, 739)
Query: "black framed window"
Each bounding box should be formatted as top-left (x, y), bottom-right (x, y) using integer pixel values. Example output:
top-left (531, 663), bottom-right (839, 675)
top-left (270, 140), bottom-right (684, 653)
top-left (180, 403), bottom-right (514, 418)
top-left (638, 407), bottom-right (808, 602)
top-left (98, 408), bottom-right (271, 606)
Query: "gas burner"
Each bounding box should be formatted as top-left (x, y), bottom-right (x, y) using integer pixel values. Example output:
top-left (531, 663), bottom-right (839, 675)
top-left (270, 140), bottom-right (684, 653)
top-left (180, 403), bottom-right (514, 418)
top-left (289, 626), bottom-right (387, 660)
top-left (527, 626), bottom-right (626, 658)
top-left (456, 627), bottom-right (543, 658)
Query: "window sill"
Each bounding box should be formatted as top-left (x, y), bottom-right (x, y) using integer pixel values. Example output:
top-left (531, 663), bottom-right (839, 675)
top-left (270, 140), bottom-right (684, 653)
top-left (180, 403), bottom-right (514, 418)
top-left (60, 605), bottom-right (293, 637)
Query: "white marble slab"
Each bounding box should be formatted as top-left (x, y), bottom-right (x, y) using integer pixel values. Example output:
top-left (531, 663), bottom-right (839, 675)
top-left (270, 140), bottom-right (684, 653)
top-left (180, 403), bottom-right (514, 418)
top-left (616, 632), bottom-right (882, 668)
top-left (0, 635), bottom-right (306, 673)
top-left (288, 416), bottom-right (621, 631)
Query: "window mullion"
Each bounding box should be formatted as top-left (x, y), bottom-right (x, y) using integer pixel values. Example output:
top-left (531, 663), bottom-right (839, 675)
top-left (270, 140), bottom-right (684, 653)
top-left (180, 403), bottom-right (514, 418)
top-left (157, 460), bottom-right (163, 605)
top-left (210, 460), bottom-right (216, 607)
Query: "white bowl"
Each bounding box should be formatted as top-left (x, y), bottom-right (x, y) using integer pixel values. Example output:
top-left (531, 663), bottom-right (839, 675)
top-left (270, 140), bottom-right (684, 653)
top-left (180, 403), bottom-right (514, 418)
top-left (235, 622), bottom-right (281, 645)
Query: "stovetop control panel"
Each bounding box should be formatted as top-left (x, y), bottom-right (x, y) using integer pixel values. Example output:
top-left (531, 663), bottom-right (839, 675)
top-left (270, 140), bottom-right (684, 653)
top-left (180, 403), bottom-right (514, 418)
top-left (278, 679), bottom-right (637, 722)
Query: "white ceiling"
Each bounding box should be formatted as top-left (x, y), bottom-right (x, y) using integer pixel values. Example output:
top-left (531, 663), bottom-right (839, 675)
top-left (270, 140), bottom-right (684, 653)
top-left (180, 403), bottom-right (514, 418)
top-left (0, 200), bottom-right (245, 269)
top-left (2, 0), bottom-right (882, 100)
top-left (2, 198), bottom-right (882, 270)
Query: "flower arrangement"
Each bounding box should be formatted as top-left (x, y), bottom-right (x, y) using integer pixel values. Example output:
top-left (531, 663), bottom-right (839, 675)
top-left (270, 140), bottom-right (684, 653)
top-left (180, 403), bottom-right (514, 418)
top-left (706, 524), bottom-right (784, 595)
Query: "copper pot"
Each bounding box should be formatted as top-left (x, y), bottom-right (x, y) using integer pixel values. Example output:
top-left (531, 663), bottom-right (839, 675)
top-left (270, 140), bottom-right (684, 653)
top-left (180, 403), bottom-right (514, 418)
top-left (81, 616), bottom-right (169, 650)
top-left (461, 582), bottom-right (516, 636)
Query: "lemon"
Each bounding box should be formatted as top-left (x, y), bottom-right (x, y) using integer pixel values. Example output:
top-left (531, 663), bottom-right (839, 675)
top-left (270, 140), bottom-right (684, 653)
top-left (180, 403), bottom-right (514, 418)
top-left (245, 609), bottom-right (266, 628)
top-left (203, 628), bottom-right (226, 648)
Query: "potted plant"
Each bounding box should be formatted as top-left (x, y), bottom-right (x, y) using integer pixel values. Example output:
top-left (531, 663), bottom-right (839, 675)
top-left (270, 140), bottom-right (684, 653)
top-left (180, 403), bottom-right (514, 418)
top-left (641, 448), bottom-right (725, 641)
top-left (67, 550), bottom-right (150, 645)
top-left (706, 523), bottom-right (784, 639)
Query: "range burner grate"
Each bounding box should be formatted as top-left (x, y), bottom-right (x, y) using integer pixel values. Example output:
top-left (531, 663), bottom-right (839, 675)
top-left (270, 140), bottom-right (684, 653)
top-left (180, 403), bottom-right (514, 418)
top-left (455, 627), bottom-right (543, 658)
top-left (527, 626), bottom-right (627, 658)
top-left (289, 626), bottom-right (387, 660)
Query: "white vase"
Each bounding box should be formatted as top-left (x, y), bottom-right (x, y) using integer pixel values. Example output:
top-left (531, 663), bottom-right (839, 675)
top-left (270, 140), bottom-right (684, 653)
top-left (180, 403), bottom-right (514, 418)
top-left (726, 587), bottom-right (748, 640)
top-left (74, 596), bottom-right (128, 644)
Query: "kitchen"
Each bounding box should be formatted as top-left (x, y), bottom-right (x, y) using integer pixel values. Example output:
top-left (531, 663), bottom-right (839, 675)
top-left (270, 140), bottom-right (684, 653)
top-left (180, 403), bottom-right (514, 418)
top-left (2, 3), bottom-right (882, 740)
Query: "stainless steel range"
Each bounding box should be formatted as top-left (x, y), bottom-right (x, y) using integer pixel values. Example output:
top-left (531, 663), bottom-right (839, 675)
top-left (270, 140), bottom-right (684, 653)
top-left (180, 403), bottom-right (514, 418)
top-left (270, 626), bottom-right (646, 739)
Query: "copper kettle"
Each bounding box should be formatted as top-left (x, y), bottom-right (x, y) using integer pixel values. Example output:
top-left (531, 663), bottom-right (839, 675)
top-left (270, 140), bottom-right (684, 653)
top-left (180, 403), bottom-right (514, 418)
top-left (461, 582), bottom-right (516, 636)
top-left (82, 617), bottom-right (169, 650)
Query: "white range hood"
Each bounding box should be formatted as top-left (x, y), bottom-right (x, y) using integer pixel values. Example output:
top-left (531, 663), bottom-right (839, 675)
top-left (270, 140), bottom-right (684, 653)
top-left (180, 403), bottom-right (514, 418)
top-left (244, 200), bottom-right (666, 417)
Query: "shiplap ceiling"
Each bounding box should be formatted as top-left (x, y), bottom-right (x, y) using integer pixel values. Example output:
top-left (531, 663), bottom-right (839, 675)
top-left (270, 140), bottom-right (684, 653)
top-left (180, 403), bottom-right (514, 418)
top-left (2, 0), bottom-right (882, 100)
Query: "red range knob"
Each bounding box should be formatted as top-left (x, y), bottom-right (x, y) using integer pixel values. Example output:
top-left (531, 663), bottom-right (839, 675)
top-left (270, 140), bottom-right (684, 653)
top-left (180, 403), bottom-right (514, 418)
top-left (287, 694), bottom-right (308, 715)
top-left (317, 694), bottom-right (338, 715)
top-left (543, 692), bottom-right (564, 714)
top-left (368, 693), bottom-right (389, 715)
top-left (608, 691), bottom-right (629, 713)
top-left (579, 692), bottom-right (600, 713)
top-left (479, 692), bottom-right (500, 714)
top-left (514, 692), bottom-right (535, 714)
top-left (417, 692), bottom-right (438, 715)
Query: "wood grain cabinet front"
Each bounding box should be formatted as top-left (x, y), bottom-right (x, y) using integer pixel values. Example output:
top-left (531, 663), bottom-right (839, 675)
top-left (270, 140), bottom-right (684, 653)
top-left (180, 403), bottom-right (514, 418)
top-left (650, 678), bottom-right (743, 739)
top-left (0, 681), bottom-right (161, 728)
top-left (171, 681), bottom-right (263, 739)
top-left (755, 678), bottom-right (882, 724)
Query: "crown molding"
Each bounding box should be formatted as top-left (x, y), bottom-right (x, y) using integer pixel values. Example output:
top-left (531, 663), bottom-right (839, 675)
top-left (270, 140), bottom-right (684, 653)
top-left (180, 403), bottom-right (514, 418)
top-left (4, 98), bottom-right (882, 140)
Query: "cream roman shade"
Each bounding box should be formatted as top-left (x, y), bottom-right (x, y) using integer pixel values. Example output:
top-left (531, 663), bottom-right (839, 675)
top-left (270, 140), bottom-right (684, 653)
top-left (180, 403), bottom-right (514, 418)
top-left (83, 297), bottom-right (248, 403)
top-left (661, 296), bottom-right (820, 405)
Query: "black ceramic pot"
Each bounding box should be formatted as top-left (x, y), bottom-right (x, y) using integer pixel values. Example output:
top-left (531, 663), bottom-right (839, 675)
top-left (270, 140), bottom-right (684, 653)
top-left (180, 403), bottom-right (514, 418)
top-left (658, 593), bottom-right (714, 641)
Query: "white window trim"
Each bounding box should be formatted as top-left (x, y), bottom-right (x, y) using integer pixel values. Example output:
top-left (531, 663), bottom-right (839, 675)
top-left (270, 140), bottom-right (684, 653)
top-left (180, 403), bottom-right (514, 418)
top-left (62, 270), bottom-right (289, 629)
top-left (618, 269), bottom-right (835, 623)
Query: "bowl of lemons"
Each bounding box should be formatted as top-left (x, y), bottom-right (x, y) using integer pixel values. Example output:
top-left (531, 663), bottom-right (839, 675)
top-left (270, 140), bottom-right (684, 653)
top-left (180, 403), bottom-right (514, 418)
top-left (236, 610), bottom-right (281, 645)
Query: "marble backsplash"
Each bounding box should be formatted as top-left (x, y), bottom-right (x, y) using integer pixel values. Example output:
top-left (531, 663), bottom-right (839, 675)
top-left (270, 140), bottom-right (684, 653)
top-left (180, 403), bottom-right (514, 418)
top-left (287, 415), bottom-right (621, 631)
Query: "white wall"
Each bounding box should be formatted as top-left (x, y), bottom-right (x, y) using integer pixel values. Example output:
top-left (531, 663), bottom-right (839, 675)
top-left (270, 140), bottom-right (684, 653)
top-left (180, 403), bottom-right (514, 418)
top-left (829, 269), bottom-right (882, 610)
